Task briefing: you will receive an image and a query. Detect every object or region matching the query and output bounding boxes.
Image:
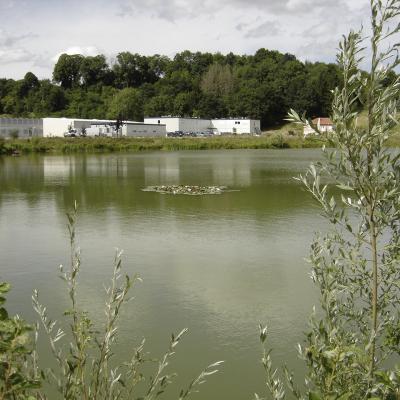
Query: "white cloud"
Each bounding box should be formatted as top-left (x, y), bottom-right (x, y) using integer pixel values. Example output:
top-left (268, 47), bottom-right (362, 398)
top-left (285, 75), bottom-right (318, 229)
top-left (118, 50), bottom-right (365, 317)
top-left (117, 0), bottom-right (219, 20)
top-left (0, 29), bottom-right (35, 47)
top-left (244, 21), bottom-right (282, 38)
top-left (51, 46), bottom-right (101, 63)
top-left (0, 0), bottom-right (374, 79)
top-left (0, 48), bottom-right (33, 64)
top-left (0, 28), bottom-right (38, 66)
top-left (297, 39), bottom-right (339, 63)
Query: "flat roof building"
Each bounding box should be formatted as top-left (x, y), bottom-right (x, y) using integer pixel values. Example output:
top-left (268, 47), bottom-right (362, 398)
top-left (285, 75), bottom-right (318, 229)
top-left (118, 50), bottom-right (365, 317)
top-left (1, 116), bottom-right (257, 139)
top-left (211, 118), bottom-right (261, 135)
top-left (43, 118), bottom-right (126, 137)
top-left (43, 118), bottom-right (167, 138)
top-left (144, 117), bottom-right (261, 135)
top-left (0, 118), bottom-right (43, 139)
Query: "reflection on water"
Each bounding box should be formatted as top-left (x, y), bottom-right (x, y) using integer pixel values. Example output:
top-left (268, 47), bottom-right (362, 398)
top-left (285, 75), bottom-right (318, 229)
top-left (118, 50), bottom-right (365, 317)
top-left (0, 150), bottom-right (325, 400)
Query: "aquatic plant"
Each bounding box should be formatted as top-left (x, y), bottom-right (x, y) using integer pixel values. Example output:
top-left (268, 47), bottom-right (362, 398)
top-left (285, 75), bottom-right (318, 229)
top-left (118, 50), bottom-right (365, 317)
top-left (142, 185), bottom-right (230, 195)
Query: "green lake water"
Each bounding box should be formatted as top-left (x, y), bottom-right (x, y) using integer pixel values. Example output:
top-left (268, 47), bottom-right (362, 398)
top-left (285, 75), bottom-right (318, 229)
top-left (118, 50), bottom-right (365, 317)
top-left (0, 149), bottom-right (325, 399)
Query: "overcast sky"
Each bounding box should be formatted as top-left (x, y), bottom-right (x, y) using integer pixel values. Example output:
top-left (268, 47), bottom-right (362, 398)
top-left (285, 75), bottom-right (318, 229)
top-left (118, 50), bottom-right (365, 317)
top-left (0, 0), bottom-right (370, 80)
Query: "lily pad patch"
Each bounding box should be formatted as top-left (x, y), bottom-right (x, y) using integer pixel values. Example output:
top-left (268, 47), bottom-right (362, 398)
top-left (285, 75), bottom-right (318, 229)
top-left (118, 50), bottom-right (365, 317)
top-left (142, 185), bottom-right (234, 195)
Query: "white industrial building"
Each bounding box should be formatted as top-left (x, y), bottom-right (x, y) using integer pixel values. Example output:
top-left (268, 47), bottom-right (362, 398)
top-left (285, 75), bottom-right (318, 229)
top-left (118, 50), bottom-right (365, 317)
top-left (0, 118), bottom-right (43, 138)
top-left (1, 116), bottom-right (259, 139)
top-left (43, 118), bottom-right (166, 138)
top-left (43, 118), bottom-right (118, 137)
top-left (122, 122), bottom-right (166, 137)
top-left (43, 118), bottom-right (105, 137)
top-left (144, 117), bottom-right (261, 135)
top-left (144, 117), bottom-right (211, 134)
top-left (86, 122), bottom-right (166, 137)
top-left (211, 119), bottom-right (261, 135)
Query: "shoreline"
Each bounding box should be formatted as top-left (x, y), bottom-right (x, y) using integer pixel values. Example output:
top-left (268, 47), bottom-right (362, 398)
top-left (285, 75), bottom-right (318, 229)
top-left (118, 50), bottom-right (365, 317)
top-left (1, 133), bottom-right (399, 155)
top-left (0, 135), bottom-right (327, 155)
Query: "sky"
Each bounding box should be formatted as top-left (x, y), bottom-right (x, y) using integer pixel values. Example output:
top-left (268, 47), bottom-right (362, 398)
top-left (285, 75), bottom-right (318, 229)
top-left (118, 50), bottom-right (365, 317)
top-left (0, 0), bottom-right (371, 80)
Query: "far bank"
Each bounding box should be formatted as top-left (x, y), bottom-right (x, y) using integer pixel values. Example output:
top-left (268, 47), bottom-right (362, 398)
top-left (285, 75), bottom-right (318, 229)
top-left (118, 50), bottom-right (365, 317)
top-left (1, 132), bottom-right (400, 156)
top-left (0, 135), bottom-right (325, 155)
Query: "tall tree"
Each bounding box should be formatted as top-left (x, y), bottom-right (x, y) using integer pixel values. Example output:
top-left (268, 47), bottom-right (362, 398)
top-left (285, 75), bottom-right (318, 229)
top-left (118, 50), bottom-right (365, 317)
top-left (20, 72), bottom-right (40, 96)
top-left (53, 54), bottom-right (84, 89)
top-left (113, 52), bottom-right (156, 88)
top-left (80, 55), bottom-right (111, 86)
top-left (200, 63), bottom-right (234, 97)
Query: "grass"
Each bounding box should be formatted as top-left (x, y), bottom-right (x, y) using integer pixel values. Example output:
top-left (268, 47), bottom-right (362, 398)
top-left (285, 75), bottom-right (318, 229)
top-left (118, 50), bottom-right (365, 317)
top-left (356, 110), bottom-right (400, 146)
top-left (0, 133), bottom-right (326, 155)
top-left (262, 121), bottom-right (303, 136)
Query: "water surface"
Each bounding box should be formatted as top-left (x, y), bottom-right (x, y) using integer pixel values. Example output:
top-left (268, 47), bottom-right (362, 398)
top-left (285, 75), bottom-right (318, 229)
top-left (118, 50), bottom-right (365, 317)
top-left (0, 149), bottom-right (325, 399)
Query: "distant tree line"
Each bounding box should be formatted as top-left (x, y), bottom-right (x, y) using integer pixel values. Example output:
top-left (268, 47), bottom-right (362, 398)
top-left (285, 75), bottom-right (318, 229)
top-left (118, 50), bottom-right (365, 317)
top-left (0, 49), bottom-right (397, 128)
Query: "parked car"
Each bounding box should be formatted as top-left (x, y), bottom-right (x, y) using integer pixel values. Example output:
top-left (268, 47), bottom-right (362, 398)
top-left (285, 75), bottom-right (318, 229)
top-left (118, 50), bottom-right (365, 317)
top-left (64, 130), bottom-right (78, 138)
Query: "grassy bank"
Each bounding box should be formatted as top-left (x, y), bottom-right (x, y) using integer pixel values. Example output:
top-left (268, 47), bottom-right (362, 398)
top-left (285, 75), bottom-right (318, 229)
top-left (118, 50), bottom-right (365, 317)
top-left (1, 129), bottom-right (399, 156)
top-left (0, 134), bottom-right (326, 155)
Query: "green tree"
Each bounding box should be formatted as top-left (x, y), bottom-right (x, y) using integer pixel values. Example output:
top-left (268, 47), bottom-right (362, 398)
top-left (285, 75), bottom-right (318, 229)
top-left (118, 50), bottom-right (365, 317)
top-left (80, 55), bottom-right (111, 86)
top-left (143, 94), bottom-right (171, 117)
top-left (147, 54), bottom-right (170, 79)
top-left (0, 282), bottom-right (40, 398)
top-left (173, 92), bottom-right (197, 117)
top-left (168, 51), bottom-right (213, 77)
top-left (107, 87), bottom-right (143, 121)
top-left (64, 86), bottom-right (116, 119)
top-left (113, 52), bottom-right (157, 88)
top-left (200, 63), bottom-right (234, 97)
top-left (304, 63), bottom-right (342, 116)
top-left (32, 80), bottom-right (67, 115)
top-left (53, 54), bottom-right (84, 89)
top-left (195, 93), bottom-right (227, 118)
top-left (19, 72), bottom-right (40, 97)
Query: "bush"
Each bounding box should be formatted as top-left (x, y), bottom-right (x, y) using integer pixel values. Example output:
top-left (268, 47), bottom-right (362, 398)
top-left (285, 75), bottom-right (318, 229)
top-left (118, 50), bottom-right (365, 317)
top-left (0, 137), bottom-right (5, 154)
top-left (9, 130), bottom-right (19, 139)
top-left (0, 282), bottom-right (41, 398)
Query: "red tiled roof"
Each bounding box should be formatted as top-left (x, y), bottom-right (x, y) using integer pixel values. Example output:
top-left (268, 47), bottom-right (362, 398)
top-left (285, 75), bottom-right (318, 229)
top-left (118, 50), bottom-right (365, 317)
top-left (312, 117), bottom-right (333, 126)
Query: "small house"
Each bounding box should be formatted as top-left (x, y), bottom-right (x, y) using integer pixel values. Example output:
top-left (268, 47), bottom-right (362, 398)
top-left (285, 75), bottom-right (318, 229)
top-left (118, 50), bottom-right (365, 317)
top-left (304, 117), bottom-right (334, 136)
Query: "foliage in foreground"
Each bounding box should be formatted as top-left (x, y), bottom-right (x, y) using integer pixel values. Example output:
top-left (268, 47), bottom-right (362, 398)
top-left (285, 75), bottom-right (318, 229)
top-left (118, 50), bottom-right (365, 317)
top-left (0, 283), bottom-right (40, 399)
top-left (257, 0), bottom-right (400, 399)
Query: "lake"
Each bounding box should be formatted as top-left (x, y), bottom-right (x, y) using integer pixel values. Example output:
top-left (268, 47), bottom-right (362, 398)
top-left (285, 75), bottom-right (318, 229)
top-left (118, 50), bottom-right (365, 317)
top-left (0, 149), bottom-right (325, 399)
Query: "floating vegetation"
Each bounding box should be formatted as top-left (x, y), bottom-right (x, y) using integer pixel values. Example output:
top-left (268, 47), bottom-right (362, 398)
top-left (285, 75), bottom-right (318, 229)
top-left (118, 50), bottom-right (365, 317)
top-left (142, 185), bottom-right (232, 195)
